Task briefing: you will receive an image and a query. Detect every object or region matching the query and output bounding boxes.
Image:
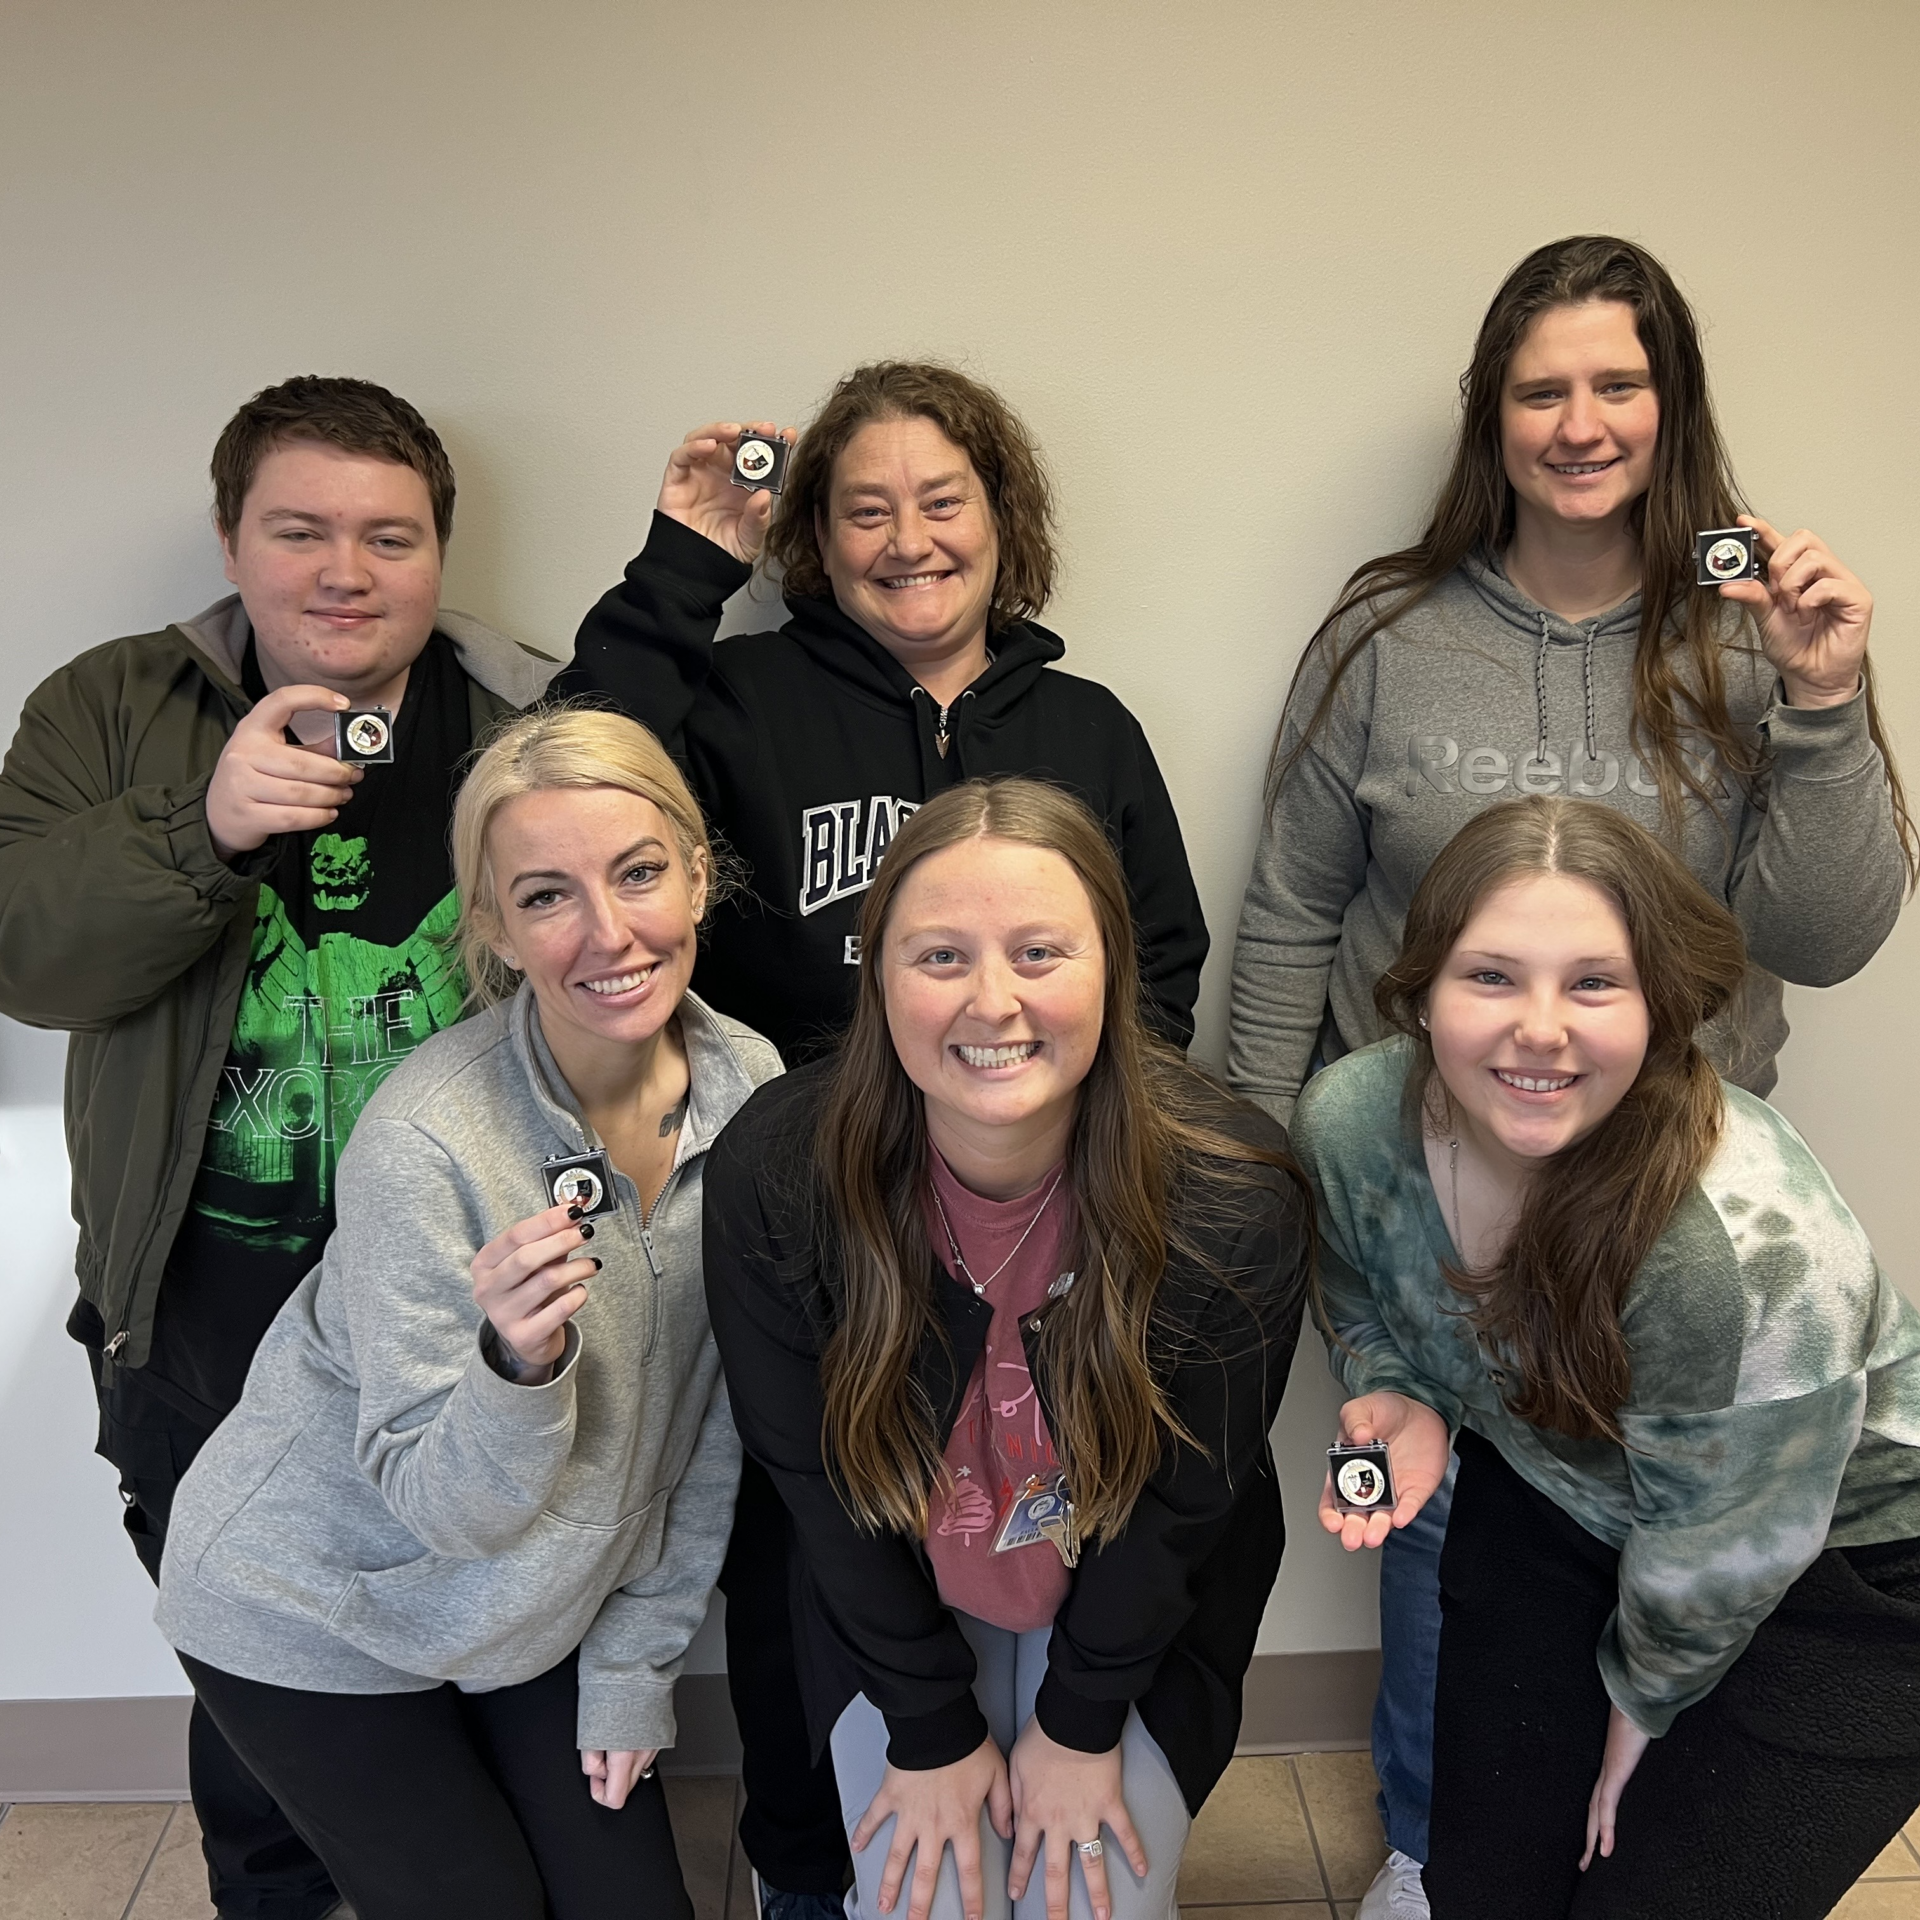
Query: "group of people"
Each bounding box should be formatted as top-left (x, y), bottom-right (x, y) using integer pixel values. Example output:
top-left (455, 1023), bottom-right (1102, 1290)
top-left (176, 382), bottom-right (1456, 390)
top-left (1, 231), bottom-right (1915, 1920)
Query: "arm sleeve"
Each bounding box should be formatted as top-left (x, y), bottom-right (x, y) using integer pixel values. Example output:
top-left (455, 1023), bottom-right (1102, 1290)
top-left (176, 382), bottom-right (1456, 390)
top-left (1034, 1173), bottom-right (1311, 1753)
top-left (329, 1116), bottom-right (584, 1560)
top-left (550, 512), bottom-right (754, 754)
top-left (702, 1119), bottom-right (990, 1771)
top-left (1602, 1376), bottom-right (1865, 1736)
top-left (573, 1366), bottom-right (743, 1753)
top-left (1113, 713), bottom-right (1208, 1047)
top-left (1227, 638), bottom-right (1376, 1127)
top-left (0, 671), bottom-right (262, 1030)
top-left (1727, 683), bottom-right (1905, 985)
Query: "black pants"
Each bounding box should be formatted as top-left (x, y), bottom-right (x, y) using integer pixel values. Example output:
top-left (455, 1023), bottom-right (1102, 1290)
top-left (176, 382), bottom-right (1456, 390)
top-left (84, 1335), bottom-right (340, 1920)
top-left (1426, 1428), bottom-right (1920, 1920)
top-left (719, 1455), bottom-right (853, 1894)
top-left (184, 1650), bottom-right (692, 1920)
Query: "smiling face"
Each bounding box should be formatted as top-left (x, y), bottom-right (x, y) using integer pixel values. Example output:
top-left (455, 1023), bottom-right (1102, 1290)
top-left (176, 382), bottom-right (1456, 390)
top-left (881, 833), bottom-right (1104, 1188)
top-left (220, 440), bottom-right (443, 704)
top-left (817, 414), bottom-right (1001, 674)
top-left (486, 786), bottom-right (707, 1075)
top-left (1425, 870), bottom-right (1650, 1170)
top-left (1500, 300), bottom-right (1660, 540)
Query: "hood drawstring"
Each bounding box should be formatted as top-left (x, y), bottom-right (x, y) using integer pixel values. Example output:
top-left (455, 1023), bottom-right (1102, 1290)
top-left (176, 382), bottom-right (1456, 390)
top-left (1533, 615), bottom-right (1551, 766)
top-left (1533, 611), bottom-right (1602, 770)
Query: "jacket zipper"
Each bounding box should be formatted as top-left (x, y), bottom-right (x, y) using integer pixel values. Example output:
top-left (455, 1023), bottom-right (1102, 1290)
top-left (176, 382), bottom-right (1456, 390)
top-left (635, 1164), bottom-right (684, 1363)
top-left (107, 931), bottom-right (231, 1369)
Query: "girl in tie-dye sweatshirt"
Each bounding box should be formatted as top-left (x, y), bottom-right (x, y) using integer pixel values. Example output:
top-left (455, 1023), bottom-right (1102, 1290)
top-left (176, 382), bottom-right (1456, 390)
top-left (1291, 796), bottom-right (1920, 1920)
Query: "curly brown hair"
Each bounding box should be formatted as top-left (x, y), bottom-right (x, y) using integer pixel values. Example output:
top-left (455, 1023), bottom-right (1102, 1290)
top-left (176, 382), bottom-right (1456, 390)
top-left (765, 361), bottom-right (1058, 626)
top-left (211, 375), bottom-right (457, 547)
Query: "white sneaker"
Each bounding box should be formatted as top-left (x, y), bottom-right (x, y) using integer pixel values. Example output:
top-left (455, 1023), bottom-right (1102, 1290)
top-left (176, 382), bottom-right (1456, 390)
top-left (1355, 1849), bottom-right (1429, 1919)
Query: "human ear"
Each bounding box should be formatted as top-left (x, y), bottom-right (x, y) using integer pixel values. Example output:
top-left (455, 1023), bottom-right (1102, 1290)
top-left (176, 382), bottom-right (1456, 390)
top-left (687, 847), bottom-right (710, 924)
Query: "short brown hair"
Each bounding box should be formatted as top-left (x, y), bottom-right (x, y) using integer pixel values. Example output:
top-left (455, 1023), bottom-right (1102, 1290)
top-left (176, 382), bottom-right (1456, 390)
top-left (211, 376), bottom-right (457, 546)
top-left (766, 361), bottom-right (1058, 626)
top-left (1376, 795), bottom-right (1747, 1441)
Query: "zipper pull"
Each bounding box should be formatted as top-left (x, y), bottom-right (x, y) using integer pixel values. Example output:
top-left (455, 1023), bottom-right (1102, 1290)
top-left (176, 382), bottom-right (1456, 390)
top-left (935, 704), bottom-right (951, 758)
top-left (639, 1226), bottom-right (664, 1281)
top-left (104, 1330), bottom-right (128, 1362)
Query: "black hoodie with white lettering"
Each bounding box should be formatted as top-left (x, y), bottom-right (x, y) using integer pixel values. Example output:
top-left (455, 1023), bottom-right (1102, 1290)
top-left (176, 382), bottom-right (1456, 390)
top-left (560, 514), bottom-right (1207, 1061)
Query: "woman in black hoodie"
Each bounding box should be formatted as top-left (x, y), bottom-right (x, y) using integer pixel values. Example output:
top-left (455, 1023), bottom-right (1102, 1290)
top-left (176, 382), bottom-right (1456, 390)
top-left (566, 362), bottom-right (1210, 1916)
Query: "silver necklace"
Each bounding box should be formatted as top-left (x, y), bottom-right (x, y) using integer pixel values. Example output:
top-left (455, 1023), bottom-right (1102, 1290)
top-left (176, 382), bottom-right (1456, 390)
top-left (928, 1167), bottom-right (1065, 1297)
top-left (1446, 1137), bottom-right (1462, 1253)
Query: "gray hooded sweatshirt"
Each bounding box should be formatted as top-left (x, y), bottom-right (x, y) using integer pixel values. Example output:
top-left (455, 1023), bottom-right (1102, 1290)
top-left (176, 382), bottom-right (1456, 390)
top-left (1229, 554), bottom-right (1904, 1124)
top-left (157, 984), bottom-right (780, 1753)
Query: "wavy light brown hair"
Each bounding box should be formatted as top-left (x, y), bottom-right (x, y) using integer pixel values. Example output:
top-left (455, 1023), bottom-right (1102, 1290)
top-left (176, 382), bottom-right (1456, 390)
top-left (1272, 234), bottom-right (1914, 883)
top-left (452, 707), bottom-right (718, 1007)
top-left (211, 375), bottom-right (457, 547)
top-left (1376, 796), bottom-right (1748, 1442)
top-left (814, 777), bottom-right (1304, 1542)
top-left (765, 361), bottom-right (1059, 627)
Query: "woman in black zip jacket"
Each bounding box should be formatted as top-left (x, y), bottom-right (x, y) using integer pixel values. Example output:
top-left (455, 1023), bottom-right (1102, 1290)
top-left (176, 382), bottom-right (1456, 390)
top-left (703, 779), bottom-right (1308, 1920)
top-left (564, 361), bottom-right (1211, 1915)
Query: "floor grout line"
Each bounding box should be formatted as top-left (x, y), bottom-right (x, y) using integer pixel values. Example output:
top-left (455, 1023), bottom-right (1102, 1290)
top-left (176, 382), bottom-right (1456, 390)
top-left (116, 1802), bottom-right (175, 1920)
top-left (1284, 1756), bottom-right (1339, 1911)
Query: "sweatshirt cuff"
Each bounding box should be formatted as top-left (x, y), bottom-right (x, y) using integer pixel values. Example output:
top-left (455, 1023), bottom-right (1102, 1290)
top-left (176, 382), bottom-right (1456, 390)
top-left (1032, 1671), bottom-right (1129, 1756)
top-left (882, 1691), bottom-right (992, 1772)
top-left (1766, 679), bottom-right (1879, 779)
top-left (160, 774), bottom-right (270, 901)
top-left (636, 510), bottom-right (755, 599)
top-left (469, 1322), bottom-right (581, 1423)
top-left (577, 1676), bottom-right (677, 1755)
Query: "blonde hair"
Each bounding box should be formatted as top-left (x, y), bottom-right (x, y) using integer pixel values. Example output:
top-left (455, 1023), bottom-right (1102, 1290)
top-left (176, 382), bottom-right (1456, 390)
top-left (452, 706), bottom-right (716, 1007)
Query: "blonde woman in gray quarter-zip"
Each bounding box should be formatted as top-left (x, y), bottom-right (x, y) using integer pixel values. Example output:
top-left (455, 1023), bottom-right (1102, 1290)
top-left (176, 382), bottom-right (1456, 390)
top-left (157, 711), bottom-right (780, 1920)
top-left (1226, 237), bottom-right (1910, 1920)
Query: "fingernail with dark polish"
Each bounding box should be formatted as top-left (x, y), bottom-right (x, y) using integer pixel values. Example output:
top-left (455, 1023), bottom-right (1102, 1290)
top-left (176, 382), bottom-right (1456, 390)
top-left (578, 1222), bottom-right (595, 1240)
top-left (590, 1257), bottom-right (603, 1271)
top-left (566, 1205), bottom-right (584, 1220)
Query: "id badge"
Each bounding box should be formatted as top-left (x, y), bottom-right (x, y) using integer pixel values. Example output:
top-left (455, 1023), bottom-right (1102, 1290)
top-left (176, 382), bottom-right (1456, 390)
top-left (993, 1472), bottom-right (1079, 1567)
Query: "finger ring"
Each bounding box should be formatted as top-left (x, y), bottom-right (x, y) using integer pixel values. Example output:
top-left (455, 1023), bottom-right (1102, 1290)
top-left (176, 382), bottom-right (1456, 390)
top-left (1076, 1838), bottom-right (1104, 1858)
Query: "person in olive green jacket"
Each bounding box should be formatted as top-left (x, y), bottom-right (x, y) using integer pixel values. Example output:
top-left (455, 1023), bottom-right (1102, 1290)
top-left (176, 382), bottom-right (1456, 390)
top-left (0, 376), bottom-right (557, 1920)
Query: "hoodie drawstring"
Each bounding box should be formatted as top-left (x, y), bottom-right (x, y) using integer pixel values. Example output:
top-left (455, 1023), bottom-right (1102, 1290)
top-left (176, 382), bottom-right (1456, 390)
top-left (1534, 611), bottom-right (1601, 770)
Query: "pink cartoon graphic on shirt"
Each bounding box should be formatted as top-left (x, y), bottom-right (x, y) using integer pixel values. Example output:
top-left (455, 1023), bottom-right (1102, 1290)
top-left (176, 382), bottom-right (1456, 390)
top-left (936, 1469), bottom-right (998, 1544)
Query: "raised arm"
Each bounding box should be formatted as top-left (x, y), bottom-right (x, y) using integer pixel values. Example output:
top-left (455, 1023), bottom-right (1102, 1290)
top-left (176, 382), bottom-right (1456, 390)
top-left (329, 1115), bottom-right (590, 1559)
top-left (1719, 520), bottom-right (1906, 982)
top-left (554, 421), bottom-right (794, 741)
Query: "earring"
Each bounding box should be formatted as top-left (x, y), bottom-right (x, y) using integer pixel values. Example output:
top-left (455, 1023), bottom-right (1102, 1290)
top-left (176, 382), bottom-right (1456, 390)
top-left (1418, 1012), bottom-right (1429, 1030)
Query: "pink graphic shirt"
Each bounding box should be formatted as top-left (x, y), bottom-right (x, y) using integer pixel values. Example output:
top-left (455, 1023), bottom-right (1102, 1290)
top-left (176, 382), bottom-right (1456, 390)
top-left (922, 1152), bottom-right (1074, 1633)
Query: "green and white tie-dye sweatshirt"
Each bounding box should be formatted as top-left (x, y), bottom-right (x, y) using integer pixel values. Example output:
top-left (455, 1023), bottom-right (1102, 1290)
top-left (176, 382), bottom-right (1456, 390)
top-left (1291, 1037), bottom-right (1920, 1738)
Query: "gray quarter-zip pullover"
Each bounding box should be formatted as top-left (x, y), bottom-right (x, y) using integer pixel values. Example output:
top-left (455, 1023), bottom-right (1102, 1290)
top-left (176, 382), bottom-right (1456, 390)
top-left (156, 983), bottom-right (780, 1753)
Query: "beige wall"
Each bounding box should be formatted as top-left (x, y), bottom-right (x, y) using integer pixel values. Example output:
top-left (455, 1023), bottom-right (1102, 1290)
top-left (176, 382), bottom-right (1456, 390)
top-left (2, 1), bottom-right (1915, 1679)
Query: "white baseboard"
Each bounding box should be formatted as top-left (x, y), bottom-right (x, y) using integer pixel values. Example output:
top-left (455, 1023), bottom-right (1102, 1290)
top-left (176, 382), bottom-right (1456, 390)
top-left (0, 1651), bottom-right (1378, 1800)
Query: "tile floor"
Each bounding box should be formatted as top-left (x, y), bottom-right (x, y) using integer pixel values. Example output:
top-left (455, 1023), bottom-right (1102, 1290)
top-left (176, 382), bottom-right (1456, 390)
top-left (1, 1756), bottom-right (1916, 1919)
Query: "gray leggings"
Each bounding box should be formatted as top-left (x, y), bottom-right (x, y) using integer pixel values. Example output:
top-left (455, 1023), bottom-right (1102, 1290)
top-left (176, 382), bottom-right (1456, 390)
top-left (829, 1613), bottom-right (1189, 1920)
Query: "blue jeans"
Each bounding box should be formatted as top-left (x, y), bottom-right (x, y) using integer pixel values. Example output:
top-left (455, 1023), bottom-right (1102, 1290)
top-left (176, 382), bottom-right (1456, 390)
top-left (1371, 1453), bottom-right (1456, 1865)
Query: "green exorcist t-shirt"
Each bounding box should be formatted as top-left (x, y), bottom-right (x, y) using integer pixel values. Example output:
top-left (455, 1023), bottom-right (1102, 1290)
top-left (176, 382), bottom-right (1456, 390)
top-left (145, 633), bottom-right (474, 1424)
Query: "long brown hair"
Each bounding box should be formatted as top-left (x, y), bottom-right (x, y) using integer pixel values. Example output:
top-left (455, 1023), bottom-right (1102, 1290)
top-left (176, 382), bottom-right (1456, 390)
top-left (1272, 235), bottom-right (1914, 881)
top-left (1375, 796), bottom-right (1748, 1442)
top-left (816, 777), bottom-right (1303, 1540)
top-left (765, 360), bottom-right (1059, 628)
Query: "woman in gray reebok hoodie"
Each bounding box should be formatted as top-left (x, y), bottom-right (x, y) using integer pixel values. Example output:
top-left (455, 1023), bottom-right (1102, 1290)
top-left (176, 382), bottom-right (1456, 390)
top-left (155, 709), bottom-right (781, 1919)
top-left (1225, 235), bottom-right (1908, 1916)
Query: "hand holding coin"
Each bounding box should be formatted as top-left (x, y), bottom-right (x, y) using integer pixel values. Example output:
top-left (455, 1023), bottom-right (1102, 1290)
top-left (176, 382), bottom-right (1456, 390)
top-left (206, 684), bottom-right (362, 862)
top-left (657, 419), bottom-right (799, 563)
top-left (1317, 1391), bottom-right (1452, 1553)
top-left (469, 1201), bottom-right (598, 1381)
top-left (1714, 514), bottom-right (1872, 710)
